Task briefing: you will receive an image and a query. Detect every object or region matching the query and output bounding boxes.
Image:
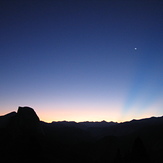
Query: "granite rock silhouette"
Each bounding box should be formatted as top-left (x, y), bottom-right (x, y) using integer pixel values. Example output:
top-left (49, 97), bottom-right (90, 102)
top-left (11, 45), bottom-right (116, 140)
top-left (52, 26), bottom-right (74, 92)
top-left (1, 107), bottom-right (163, 163)
top-left (17, 106), bottom-right (41, 135)
top-left (0, 107), bottom-right (46, 163)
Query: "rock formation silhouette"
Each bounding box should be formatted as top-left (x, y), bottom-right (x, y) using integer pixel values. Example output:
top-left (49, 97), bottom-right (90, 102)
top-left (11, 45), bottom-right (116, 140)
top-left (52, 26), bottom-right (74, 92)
top-left (0, 106), bottom-right (46, 163)
top-left (0, 106), bottom-right (163, 163)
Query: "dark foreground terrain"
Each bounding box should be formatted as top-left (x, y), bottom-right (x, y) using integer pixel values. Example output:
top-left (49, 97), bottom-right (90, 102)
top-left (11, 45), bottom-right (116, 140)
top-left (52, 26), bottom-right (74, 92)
top-left (0, 107), bottom-right (163, 163)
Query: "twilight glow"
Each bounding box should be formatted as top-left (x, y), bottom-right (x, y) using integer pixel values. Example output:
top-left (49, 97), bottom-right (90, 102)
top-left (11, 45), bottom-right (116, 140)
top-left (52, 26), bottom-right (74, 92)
top-left (0, 0), bottom-right (162, 122)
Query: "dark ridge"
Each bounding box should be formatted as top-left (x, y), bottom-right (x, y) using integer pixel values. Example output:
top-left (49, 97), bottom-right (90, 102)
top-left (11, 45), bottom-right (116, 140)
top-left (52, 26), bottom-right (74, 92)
top-left (0, 106), bottom-right (163, 163)
top-left (0, 111), bottom-right (16, 128)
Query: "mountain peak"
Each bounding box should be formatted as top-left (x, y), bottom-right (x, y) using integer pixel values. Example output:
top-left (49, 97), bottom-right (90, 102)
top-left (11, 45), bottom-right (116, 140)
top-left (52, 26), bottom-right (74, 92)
top-left (16, 106), bottom-right (41, 135)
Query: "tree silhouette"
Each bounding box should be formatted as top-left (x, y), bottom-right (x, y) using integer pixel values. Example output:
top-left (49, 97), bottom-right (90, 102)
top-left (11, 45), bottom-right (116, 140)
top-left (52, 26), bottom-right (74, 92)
top-left (114, 148), bottom-right (122, 163)
top-left (131, 137), bottom-right (147, 162)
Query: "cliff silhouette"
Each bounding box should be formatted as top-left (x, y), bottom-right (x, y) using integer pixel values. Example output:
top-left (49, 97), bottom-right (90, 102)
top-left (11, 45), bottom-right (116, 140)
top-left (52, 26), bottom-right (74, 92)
top-left (0, 106), bottom-right (163, 163)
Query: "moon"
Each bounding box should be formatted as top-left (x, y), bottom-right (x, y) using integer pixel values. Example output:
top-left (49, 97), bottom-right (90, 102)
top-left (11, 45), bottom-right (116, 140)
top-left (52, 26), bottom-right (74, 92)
top-left (134, 48), bottom-right (137, 50)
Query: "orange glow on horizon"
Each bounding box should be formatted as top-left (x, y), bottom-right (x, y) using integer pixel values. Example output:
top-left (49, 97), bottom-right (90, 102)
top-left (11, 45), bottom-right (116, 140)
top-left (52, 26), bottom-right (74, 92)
top-left (0, 99), bottom-right (162, 123)
top-left (38, 104), bottom-right (163, 123)
top-left (38, 106), bottom-right (123, 123)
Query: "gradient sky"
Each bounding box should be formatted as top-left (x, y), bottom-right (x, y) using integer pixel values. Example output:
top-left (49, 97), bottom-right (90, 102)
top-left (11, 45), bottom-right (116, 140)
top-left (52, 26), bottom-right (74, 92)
top-left (0, 0), bottom-right (163, 122)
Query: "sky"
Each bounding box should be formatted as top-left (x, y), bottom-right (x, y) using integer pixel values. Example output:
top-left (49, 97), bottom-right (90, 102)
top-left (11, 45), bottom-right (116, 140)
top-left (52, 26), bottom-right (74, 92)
top-left (0, 0), bottom-right (163, 122)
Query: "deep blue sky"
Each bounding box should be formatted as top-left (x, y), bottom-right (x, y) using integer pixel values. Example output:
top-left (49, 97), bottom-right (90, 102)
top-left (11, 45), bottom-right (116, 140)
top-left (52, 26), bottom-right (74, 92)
top-left (0, 0), bottom-right (163, 122)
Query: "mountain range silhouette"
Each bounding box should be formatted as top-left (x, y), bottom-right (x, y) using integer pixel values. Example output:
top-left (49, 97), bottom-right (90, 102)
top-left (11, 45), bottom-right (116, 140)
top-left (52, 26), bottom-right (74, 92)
top-left (0, 106), bottom-right (163, 163)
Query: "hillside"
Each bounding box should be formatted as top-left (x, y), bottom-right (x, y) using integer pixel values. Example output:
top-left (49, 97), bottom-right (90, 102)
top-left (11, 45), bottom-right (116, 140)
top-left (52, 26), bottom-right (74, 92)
top-left (0, 107), bottom-right (163, 163)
